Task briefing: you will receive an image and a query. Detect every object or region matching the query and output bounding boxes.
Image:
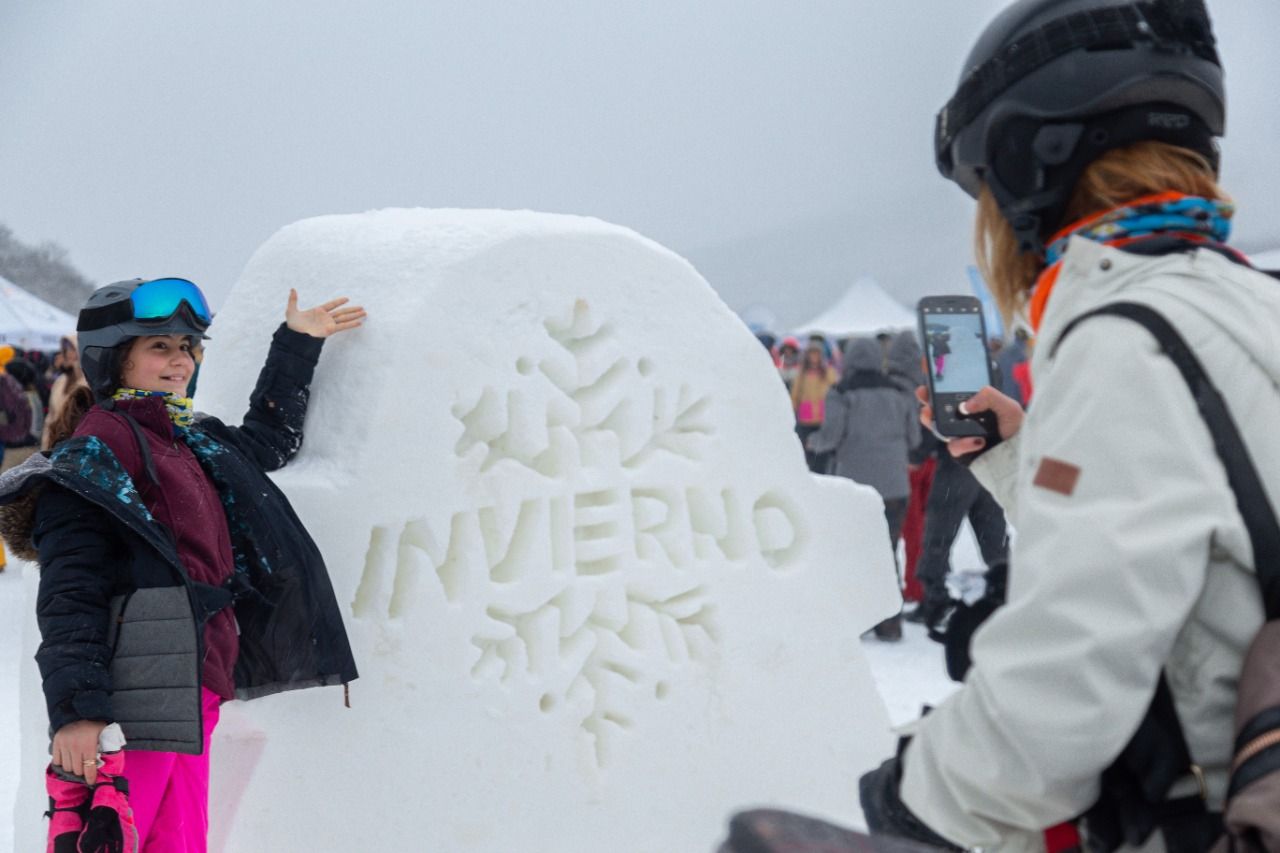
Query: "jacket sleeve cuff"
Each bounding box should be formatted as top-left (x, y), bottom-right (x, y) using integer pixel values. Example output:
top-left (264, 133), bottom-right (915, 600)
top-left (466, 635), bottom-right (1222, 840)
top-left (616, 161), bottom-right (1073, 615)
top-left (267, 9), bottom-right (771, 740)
top-left (859, 753), bottom-right (962, 850)
top-left (49, 690), bottom-right (113, 733)
top-left (248, 324), bottom-right (323, 408)
top-left (968, 433), bottom-right (1021, 515)
top-left (272, 323), bottom-right (324, 366)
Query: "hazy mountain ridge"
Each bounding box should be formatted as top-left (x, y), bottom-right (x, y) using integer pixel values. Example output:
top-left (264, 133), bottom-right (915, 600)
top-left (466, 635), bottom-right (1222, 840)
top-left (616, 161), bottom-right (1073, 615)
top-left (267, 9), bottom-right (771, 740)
top-left (682, 204), bottom-right (975, 333)
top-left (0, 224), bottom-right (95, 314)
top-left (687, 208), bottom-right (1280, 334)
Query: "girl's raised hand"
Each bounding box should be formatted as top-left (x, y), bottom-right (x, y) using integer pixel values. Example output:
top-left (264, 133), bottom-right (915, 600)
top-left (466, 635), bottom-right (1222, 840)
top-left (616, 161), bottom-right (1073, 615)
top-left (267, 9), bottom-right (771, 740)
top-left (285, 289), bottom-right (368, 338)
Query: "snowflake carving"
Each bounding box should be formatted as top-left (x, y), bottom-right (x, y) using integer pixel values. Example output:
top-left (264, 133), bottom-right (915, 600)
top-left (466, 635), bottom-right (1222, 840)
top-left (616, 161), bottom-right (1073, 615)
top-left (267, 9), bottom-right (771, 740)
top-left (453, 299), bottom-right (721, 767)
top-left (352, 300), bottom-right (803, 769)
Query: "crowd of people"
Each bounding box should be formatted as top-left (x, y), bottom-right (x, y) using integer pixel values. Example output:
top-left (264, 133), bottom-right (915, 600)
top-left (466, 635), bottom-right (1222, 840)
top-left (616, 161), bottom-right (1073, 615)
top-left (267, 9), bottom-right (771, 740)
top-left (758, 326), bottom-right (1026, 643)
top-left (0, 335), bottom-right (92, 569)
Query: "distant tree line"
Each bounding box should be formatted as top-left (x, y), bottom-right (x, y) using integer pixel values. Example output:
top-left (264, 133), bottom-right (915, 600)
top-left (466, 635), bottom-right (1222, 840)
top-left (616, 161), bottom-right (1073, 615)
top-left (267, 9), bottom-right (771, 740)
top-left (0, 224), bottom-right (95, 314)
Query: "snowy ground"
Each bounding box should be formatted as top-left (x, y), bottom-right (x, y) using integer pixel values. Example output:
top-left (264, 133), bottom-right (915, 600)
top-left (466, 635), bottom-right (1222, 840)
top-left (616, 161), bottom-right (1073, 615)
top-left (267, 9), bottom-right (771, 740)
top-left (864, 526), bottom-right (978, 727)
top-left (1, 566), bottom-right (22, 853)
top-left (0, 525), bottom-right (981, 851)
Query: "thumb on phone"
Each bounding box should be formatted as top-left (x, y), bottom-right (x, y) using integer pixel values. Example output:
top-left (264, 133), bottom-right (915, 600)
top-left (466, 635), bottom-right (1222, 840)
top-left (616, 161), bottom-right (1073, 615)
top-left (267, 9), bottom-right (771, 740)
top-left (959, 385), bottom-right (1025, 441)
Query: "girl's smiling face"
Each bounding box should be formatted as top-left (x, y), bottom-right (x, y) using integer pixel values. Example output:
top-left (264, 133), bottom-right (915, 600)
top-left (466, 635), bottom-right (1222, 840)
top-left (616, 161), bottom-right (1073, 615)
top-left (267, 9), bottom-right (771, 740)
top-left (120, 335), bottom-right (198, 395)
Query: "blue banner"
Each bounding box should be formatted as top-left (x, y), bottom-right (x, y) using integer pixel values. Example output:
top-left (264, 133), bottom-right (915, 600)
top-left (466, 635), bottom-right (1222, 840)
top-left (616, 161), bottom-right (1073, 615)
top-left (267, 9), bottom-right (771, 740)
top-left (966, 265), bottom-right (1005, 341)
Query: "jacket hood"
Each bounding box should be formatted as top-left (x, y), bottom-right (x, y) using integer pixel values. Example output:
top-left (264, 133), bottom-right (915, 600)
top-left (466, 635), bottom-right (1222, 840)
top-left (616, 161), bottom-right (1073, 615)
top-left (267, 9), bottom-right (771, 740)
top-left (0, 452), bottom-right (55, 561)
top-left (0, 436), bottom-right (164, 564)
top-left (886, 331), bottom-right (924, 381)
top-left (1038, 238), bottom-right (1280, 387)
top-left (843, 338), bottom-right (884, 374)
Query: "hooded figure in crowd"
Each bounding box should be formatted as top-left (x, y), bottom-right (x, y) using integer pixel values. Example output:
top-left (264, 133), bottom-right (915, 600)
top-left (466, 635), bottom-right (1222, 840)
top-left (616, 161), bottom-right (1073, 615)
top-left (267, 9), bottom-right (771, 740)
top-left (777, 336), bottom-right (802, 390)
top-left (809, 337), bottom-right (919, 640)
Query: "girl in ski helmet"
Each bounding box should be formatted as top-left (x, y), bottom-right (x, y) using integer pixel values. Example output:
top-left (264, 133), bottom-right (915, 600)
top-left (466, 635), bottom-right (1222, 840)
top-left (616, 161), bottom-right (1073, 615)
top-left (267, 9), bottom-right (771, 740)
top-left (860, 1), bottom-right (1278, 850)
top-left (0, 277), bottom-right (365, 852)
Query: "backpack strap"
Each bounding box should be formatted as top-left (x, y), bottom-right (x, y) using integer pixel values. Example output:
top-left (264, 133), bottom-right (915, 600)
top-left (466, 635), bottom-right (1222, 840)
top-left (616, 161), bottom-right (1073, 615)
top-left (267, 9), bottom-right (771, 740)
top-left (1052, 301), bottom-right (1280, 850)
top-left (1053, 302), bottom-right (1280, 618)
top-left (99, 399), bottom-right (161, 489)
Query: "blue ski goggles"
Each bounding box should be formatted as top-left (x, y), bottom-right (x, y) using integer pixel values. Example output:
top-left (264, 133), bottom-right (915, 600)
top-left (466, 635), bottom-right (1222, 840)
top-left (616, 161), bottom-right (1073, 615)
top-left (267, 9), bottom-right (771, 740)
top-left (131, 278), bottom-right (212, 327)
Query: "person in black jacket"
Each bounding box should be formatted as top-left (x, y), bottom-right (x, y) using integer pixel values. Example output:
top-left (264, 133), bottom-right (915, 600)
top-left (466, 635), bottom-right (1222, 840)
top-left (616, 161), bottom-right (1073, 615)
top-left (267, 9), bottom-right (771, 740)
top-left (0, 277), bottom-right (365, 851)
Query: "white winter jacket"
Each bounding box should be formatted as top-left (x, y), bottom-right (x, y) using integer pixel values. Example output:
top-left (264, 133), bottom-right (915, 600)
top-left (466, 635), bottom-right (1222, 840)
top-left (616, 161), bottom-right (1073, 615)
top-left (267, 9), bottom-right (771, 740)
top-left (899, 238), bottom-right (1276, 852)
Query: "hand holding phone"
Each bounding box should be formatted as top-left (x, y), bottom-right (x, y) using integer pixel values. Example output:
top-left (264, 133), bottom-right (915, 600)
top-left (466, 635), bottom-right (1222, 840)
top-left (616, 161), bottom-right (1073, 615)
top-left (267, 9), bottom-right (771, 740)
top-left (917, 295), bottom-right (999, 440)
top-left (916, 384), bottom-right (1025, 458)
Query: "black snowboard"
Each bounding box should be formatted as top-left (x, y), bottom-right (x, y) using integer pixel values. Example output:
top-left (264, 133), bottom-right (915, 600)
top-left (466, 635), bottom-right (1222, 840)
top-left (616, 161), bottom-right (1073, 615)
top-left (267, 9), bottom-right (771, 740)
top-left (719, 809), bottom-right (949, 853)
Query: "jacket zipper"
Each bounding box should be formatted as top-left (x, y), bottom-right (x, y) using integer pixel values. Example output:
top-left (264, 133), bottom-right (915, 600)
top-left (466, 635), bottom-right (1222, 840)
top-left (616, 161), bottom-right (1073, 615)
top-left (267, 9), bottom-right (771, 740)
top-left (1234, 728), bottom-right (1280, 772)
top-left (109, 590), bottom-right (136, 658)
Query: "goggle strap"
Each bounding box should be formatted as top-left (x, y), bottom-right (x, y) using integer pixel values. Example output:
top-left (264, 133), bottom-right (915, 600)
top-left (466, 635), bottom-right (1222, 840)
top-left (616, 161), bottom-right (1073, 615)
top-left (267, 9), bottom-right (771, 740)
top-left (77, 301), bottom-right (135, 333)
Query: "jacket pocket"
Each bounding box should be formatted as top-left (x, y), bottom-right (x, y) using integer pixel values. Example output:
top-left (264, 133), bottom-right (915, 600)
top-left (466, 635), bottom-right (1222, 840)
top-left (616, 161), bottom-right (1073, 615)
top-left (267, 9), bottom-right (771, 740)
top-left (105, 591), bottom-right (134, 658)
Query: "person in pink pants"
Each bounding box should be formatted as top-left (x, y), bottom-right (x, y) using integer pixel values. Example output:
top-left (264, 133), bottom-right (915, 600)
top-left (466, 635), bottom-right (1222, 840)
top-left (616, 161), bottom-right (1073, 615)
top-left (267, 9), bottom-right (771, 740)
top-left (8, 279), bottom-right (364, 852)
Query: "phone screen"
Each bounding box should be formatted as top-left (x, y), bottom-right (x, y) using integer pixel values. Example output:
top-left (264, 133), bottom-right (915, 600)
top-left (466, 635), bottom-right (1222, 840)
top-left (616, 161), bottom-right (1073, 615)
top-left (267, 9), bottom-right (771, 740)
top-left (919, 297), bottom-right (996, 439)
top-left (921, 311), bottom-right (990, 395)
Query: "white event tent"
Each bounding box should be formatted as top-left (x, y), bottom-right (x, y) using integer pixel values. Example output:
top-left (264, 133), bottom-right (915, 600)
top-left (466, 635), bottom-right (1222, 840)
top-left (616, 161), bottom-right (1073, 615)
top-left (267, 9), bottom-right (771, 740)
top-left (0, 276), bottom-right (77, 351)
top-left (792, 276), bottom-right (915, 338)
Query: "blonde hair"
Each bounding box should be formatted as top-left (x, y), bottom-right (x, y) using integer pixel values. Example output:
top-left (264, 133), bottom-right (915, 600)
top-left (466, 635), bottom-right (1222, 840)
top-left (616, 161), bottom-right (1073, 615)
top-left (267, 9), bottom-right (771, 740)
top-left (976, 140), bottom-right (1229, 324)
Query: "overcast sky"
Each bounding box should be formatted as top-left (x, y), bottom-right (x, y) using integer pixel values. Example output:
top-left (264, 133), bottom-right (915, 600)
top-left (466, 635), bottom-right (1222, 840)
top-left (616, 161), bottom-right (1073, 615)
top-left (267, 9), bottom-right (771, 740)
top-left (3, 1), bottom-right (1277, 328)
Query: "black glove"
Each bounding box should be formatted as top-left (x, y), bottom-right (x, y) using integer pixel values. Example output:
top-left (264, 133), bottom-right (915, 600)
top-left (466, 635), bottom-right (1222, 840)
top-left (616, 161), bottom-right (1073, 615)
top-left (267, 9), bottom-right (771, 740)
top-left (929, 560), bottom-right (1009, 683)
top-left (859, 753), bottom-right (962, 851)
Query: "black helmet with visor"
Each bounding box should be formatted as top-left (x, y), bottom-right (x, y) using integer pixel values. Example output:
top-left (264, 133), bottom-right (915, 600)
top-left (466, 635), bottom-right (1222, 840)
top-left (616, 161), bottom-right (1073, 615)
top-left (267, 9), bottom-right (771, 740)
top-left (77, 277), bottom-right (213, 400)
top-left (935, 0), bottom-right (1225, 255)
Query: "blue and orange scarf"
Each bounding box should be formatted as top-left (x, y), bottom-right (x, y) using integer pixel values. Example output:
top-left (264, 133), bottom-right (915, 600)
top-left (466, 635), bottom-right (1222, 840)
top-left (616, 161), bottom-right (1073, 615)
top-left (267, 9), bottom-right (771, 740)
top-left (1028, 192), bottom-right (1235, 331)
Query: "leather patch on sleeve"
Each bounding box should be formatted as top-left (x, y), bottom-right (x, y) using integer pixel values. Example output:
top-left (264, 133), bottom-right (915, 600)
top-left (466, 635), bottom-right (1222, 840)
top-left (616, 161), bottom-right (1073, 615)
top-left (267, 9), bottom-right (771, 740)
top-left (1033, 457), bottom-right (1081, 496)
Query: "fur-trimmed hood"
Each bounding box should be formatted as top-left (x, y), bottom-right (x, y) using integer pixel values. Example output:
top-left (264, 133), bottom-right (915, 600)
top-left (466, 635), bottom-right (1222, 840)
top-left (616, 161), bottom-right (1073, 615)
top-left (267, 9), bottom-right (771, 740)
top-left (0, 435), bottom-right (165, 565)
top-left (0, 451), bottom-right (56, 562)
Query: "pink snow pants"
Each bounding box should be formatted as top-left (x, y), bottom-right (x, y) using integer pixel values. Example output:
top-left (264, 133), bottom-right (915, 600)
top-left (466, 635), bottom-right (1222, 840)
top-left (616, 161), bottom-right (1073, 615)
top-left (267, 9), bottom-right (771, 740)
top-left (127, 687), bottom-right (221, 852)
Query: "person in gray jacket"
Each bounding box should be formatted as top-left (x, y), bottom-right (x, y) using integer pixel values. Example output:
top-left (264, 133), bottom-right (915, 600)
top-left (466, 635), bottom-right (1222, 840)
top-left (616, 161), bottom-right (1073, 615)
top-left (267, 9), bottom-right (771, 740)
top-left (808, 337), bottom-right (919, 640)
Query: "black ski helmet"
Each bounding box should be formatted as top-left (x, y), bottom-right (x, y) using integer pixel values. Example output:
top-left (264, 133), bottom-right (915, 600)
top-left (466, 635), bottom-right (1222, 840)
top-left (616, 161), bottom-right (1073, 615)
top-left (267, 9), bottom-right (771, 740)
top-left (77, 278), bottom-right (212, 400)
top-left (935, 0), bottom-right (1225, 255)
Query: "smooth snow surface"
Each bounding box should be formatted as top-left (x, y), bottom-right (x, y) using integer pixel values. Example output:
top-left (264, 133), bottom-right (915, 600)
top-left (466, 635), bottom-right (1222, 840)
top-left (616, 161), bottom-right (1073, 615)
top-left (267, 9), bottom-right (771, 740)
top-left (10, 209), bottom-right (910, 852)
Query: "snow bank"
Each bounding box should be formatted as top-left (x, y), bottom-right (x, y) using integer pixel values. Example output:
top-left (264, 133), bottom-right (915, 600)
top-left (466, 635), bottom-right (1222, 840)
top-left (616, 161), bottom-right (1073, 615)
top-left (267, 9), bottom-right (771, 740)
top-left (17, 209), bottom-right (901, 851)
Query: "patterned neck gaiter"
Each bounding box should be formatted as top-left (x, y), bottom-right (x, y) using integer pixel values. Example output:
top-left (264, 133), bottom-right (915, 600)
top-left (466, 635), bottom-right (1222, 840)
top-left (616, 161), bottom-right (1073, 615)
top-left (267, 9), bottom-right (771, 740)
top-left (112, 388), bottom-right (195, 429)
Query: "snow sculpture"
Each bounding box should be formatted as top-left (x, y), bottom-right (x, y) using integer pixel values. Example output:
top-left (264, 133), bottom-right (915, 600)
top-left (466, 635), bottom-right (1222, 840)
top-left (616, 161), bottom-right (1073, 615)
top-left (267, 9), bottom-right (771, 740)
top-left (16, 209), bottom-right (900, 852)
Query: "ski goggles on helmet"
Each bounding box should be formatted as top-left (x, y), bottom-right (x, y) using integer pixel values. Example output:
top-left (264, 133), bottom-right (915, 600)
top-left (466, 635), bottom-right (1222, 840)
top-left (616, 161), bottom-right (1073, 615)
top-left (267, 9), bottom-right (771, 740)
top-left (130, 277), bottom-right (212, 328)
top-left (78, 276), bottom-right (214, 337)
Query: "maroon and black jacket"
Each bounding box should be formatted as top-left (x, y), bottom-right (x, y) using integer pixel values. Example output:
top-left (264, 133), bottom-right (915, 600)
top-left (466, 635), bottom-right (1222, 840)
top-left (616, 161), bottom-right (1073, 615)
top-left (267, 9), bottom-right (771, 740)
top-left (0, 325), bottom-right (358, 754)
top-left (75, 395), bottom-right (242, 701)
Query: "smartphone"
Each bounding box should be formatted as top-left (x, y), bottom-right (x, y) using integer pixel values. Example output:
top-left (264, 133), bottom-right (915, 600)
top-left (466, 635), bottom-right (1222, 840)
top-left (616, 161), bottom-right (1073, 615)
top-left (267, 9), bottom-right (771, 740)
top-left (917, 295), bottom-right (998, 439)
